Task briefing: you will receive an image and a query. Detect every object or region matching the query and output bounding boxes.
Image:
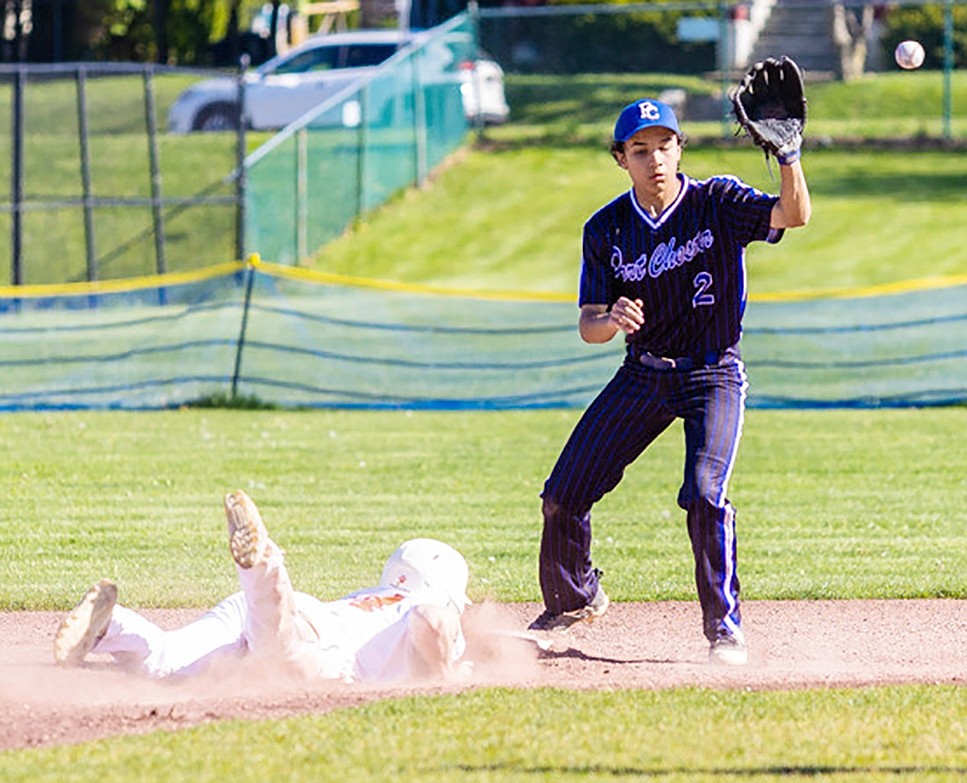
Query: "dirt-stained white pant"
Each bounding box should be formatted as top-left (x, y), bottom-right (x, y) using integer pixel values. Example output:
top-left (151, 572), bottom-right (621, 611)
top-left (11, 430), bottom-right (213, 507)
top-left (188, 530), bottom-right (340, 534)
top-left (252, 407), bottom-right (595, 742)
top-left (94, 549), bottom-right (351, 680)
top-left (94, 548), bottom-right (462, 682)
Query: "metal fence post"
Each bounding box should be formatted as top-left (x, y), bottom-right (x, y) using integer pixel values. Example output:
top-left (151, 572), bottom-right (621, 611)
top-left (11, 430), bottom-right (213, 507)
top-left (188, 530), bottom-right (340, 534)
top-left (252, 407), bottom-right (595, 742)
top-left (718, 0), bottom-right (731, 139)
top-left (297, 127), bottom-right (308, 260)
top-left (235, 55), bottom-right (250, 262)
top-left (943, 0), bottom-right (954, 140)
top-left (411, 52), bottom-right (428, 186)
top-left (468, 0), bottom-right (485, 140)
top-left (231, 254), bottom-right (259, 399)
top-left (143, 65), bottom-right (167, 279)
top-left (357, 83), bottom-right (369, 217)
top-left (75, 65), bottom-right (97, 282)
top-left (11, 66), bottom-right (24, 286)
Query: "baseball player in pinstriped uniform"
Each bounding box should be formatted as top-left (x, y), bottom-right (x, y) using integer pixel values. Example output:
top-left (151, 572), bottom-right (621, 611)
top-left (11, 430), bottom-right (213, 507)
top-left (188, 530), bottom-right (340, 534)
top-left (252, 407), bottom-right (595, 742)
top-left (528, 98), bottom-right (811, 665)
top-left (54, 491), bottom-right (472, 683)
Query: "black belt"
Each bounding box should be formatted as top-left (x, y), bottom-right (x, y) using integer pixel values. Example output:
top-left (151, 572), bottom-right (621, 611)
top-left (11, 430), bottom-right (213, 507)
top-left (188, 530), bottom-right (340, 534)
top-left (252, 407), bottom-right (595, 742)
top-left (631, 347), bottom-right (723, 372)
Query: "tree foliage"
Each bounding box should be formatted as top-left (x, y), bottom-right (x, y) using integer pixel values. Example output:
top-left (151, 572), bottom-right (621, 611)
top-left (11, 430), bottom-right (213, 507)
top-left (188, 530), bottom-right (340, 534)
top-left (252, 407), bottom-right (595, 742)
top-left (77, 0), bottom-right (268, 64)
top-left (879, 4), bottom-right (966, 70)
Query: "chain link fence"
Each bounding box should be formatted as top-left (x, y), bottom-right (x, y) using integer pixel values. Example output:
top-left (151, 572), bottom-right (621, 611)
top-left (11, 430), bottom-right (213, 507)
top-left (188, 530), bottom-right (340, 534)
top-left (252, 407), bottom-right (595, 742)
top-left (0, 62), bottom-right (242, 286)
top-left (0, 14), bottom-right (475, 285)
top-left (0, 3), bottom-right (962, 285)
top-left (244, 13), bottom-right (475, 266)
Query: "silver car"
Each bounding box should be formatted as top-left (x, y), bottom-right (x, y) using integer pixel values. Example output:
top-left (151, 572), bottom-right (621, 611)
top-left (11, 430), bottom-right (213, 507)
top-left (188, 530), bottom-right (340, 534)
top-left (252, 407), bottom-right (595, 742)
top-left (167, 29), bottom-right (509, 132)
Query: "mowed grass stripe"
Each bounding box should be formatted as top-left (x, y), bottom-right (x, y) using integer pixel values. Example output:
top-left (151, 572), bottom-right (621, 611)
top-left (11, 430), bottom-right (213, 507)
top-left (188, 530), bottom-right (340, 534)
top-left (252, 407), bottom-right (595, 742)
top-left (0, 408), bottom-right (963, 610)
top-left (2, 686), bottom-right (964, 781)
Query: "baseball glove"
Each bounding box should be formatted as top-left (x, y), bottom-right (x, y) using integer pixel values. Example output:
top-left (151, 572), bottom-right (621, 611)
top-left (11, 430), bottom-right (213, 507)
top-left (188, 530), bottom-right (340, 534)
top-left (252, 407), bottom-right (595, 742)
top-left (732, 56), bottom-right (806, 165)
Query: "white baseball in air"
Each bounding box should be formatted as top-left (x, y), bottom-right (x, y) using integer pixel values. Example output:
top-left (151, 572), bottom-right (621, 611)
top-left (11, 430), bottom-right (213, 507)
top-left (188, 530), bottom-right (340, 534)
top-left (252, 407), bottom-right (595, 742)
top-left (895, 40), bottom-right (925, 70)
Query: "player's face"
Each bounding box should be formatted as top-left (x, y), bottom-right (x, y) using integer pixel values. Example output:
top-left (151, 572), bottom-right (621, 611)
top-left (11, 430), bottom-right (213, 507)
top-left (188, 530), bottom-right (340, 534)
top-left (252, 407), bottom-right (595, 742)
top-left (617, 127), bottom-right (682, 200)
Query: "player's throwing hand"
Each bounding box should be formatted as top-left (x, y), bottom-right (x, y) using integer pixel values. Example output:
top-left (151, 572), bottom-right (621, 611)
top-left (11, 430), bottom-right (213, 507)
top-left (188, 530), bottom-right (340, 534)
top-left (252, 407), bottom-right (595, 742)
top-left (610, 297), bottom-right (644, 334)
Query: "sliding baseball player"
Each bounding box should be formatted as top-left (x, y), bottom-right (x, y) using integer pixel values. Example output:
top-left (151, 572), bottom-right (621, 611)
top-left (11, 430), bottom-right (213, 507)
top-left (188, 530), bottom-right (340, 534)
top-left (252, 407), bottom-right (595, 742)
top-left (54, 490), bottom-right (472, 683)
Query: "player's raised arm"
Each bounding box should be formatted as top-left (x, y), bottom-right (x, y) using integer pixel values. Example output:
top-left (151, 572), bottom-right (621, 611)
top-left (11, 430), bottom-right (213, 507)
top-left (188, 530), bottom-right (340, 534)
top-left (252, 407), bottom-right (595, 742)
top-left (771, 158), bottom-right (811, 229)
top-left (732, 56), bottom-right (811, 230)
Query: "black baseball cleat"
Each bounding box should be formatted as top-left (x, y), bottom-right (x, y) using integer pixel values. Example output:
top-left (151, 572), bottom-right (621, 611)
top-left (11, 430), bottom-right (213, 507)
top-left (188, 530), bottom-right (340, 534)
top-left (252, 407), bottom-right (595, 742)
top-left (528, 586), bottom-right (609, 632)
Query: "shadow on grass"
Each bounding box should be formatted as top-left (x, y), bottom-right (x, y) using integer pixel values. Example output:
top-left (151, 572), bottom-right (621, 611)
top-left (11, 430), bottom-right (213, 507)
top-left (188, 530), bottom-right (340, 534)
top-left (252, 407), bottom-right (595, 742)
top-left (186, 391), bottom-right (279, 410)
top-left (451, 763), bottom-right (967, 778)
top-left (539, 646), bottom-right (684, 666)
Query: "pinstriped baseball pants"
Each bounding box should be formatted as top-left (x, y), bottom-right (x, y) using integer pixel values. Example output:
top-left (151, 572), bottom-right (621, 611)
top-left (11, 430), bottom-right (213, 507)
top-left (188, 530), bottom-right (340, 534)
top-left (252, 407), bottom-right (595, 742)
top-left (539, 347), bottom-right (747, 641)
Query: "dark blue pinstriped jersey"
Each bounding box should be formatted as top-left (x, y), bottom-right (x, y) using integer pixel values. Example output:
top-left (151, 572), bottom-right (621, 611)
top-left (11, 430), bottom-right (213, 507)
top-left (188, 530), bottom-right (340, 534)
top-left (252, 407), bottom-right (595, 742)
top-left (580, 173), bottom-right (782, 357)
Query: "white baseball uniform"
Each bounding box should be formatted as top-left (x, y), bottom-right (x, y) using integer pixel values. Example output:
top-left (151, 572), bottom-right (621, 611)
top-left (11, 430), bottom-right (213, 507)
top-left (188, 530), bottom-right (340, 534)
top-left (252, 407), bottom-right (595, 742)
top-left (92, 546), bottom-right (466, 683)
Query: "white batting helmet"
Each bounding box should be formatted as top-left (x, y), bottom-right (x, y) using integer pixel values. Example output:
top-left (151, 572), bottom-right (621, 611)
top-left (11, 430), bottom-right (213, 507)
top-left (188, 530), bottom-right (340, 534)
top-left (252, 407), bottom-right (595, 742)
top-left (380, 538), bottom-right (471, 614)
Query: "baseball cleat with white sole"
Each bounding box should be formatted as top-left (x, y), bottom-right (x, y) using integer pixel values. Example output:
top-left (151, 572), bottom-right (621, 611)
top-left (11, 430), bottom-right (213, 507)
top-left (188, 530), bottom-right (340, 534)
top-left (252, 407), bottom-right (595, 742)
top-left (53, 578), bottom-right (118, 666)
top-left (709, 631), bottom-right (748, 666)
top-left (527, 585), bottom-right (610, 632)
top-left (225, 489), bottom-right (270, 569)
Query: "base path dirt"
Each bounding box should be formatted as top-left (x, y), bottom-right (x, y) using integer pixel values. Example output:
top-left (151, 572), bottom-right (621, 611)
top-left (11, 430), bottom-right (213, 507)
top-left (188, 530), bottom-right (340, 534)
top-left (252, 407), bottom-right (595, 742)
top-left (1, 599), bottom-right (964, 751)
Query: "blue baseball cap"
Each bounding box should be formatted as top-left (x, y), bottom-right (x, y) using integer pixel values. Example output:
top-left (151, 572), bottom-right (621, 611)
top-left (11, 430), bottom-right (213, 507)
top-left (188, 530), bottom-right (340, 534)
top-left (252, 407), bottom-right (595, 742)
top-left (613, 99), bottom-right (681, 142)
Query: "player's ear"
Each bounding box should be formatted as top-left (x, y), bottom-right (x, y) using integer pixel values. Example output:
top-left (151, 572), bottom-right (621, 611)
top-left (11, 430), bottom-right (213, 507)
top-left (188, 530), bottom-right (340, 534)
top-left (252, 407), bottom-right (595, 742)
top-left (610, 141), bottom-right (627, 168)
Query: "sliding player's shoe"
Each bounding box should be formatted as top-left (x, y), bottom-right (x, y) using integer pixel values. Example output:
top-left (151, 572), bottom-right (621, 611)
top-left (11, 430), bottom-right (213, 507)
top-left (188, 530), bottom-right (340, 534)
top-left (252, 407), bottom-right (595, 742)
top-left (224, 490), bottom-right (271, 569)
top-left (53, 578), bottom-right (117, 666)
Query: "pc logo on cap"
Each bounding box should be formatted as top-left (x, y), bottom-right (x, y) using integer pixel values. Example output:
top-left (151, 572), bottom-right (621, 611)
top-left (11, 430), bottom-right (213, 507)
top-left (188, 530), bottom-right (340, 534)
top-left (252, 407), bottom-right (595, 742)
top-left (614, 99), bottom-right (681, 142)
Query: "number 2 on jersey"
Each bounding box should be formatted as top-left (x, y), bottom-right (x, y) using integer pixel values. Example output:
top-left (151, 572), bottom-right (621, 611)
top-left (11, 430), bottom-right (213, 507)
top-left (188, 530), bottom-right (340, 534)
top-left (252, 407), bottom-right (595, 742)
top-left (692, 271), bottom-right (715, 308)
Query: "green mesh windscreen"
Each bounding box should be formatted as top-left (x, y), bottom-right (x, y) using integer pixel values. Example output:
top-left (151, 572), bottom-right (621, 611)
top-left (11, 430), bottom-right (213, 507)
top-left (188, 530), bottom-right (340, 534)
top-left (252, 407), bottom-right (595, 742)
top-left (244, 15), bottom-right (473, 267)
top-left (743, 284), bottom-right (967, 408)
top-left (1, 262), bottom-right (963, 411)
top-left (0, 264), bottom-right (246, 410)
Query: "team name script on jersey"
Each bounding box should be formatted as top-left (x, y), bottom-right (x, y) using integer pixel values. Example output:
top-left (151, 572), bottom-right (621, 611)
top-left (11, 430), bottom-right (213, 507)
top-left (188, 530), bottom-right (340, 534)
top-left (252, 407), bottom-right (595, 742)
top-left (610, 229), bottom-right (715, 282)
top-left (349, 592), bottom-right (406, 612)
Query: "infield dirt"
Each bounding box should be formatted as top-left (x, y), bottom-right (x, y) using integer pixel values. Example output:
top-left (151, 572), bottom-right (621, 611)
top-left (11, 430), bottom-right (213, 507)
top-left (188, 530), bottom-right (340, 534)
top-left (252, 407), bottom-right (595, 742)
top-left (1, 599), bottom-right (964, 751)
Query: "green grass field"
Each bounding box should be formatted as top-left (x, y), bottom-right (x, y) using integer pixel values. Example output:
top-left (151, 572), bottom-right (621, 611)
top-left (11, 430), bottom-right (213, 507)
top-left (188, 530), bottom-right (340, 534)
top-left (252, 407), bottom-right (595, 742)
top-left (4, 687), bottom-right (964, 781)
top-left (0, 407), bottom-right (965, 779)
top-left (1, 409), bottom-right (964, 610)
top-left (1, 69), bottom-right (966, 780)
top-left (311, 69), bottom-right (967, 295)
top-left (313, 145), bottom-right (967, 294)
